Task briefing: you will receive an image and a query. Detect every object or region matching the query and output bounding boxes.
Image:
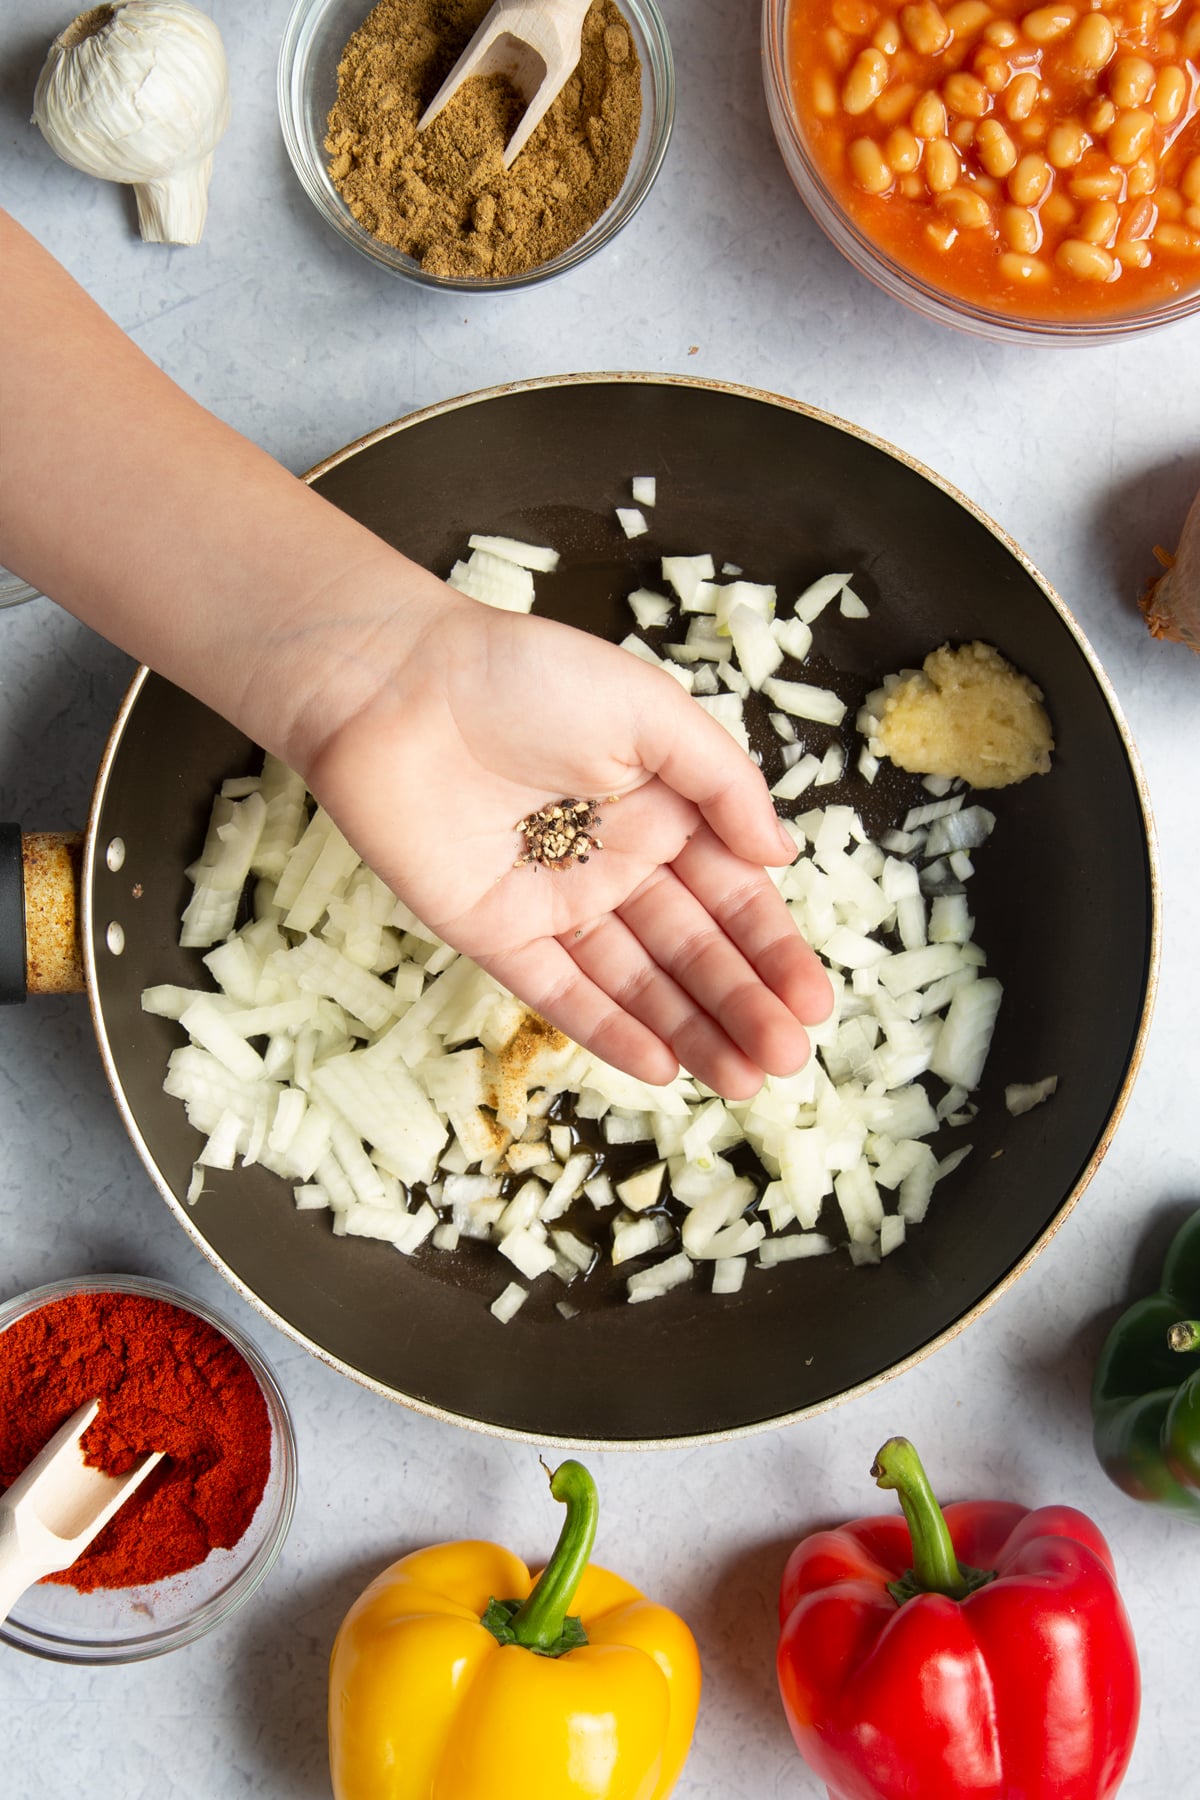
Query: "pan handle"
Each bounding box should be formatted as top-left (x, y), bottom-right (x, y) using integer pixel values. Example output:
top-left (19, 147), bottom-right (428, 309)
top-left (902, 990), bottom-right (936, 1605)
top-left (0, 827), bottom-right (85, 1003)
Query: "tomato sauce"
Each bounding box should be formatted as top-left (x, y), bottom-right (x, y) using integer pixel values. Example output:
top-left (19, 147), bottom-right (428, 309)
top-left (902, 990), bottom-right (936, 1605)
top-left (785, 0), bottom-right (1200, 319)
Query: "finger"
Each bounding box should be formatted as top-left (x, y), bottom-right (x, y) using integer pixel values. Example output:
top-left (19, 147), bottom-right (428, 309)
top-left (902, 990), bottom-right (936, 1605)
top-left (671, 828), bottom-right (836, 1026)
top-left (627, 665), bottom-right (798, 868)
top-left (616, 862), bottom-right (813, 1080)
top-left (564, 910), bottom-right (773, 1100)
top-left (476, 939), bottom-right (680, 1087)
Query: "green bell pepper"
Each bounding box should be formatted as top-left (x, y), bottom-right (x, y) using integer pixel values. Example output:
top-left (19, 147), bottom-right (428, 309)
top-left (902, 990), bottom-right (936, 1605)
top-left (1092, 1208), bottom-right (1200, 1521)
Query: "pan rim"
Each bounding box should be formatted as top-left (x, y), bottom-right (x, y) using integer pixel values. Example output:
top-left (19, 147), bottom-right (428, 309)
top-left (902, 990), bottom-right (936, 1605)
top-left (80, 371), bottom-right (1162, 1450)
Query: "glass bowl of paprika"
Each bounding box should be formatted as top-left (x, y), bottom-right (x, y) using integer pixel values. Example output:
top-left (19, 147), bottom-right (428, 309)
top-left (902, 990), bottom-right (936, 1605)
top-left (277, 0), bottom-right (675, 292)
top-left (0, 1274), bottom-right (298, 1664)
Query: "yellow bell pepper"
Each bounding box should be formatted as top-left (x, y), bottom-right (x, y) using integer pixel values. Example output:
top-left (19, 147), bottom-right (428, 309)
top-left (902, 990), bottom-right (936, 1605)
top-left (329, 1459), bottom-right (701, 1800)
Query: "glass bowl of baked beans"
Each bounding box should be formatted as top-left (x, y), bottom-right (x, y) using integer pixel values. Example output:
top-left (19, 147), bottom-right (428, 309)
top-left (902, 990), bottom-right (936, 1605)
top-left (763, 0), bottom-right (1200, 341)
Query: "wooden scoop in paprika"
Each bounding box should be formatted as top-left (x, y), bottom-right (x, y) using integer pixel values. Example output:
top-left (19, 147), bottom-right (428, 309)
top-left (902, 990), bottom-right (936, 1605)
top-left (418, 0), bottom-right (593, 169)
top-left (0, 1399), bottom-right (164, 1621)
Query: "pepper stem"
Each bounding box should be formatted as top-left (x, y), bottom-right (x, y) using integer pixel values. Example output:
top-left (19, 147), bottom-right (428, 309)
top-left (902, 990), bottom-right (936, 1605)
top-left (1168, 1320), bottom-right (1200, 1353)
top-left (507, 1460), bottom-right (598, 1653)
top-left (872, 1437), bottom-right (991, 1604)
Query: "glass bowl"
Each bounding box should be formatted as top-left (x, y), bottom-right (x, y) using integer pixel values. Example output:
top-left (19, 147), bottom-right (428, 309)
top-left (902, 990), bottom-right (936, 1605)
top-left (0, 568), bottom-right (40, 609)
top-left (0, 1274), bottom-right (297, 1663)
top-left (278, 0), bottom-right (674, 291)
top-left (761, 0), bottom-right (1200, 346)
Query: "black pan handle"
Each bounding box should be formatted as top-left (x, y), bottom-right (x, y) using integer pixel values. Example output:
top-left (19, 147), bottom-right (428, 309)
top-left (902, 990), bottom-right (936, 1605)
top-left (0, 824), bottom-right (25, 1004)
top-left (0, 827), bottom-right (84, 1003)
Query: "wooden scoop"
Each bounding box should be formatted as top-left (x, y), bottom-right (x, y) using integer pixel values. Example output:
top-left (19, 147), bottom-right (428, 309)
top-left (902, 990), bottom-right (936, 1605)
top-left (418, 0), bottom-right (594, 169)
top-left (0, 1400), bottom-right (164, 1621)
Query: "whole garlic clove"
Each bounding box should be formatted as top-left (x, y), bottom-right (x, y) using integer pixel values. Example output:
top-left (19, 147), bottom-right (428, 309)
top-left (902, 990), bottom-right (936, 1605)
top-left (33, 1), bottom-right (230, 246)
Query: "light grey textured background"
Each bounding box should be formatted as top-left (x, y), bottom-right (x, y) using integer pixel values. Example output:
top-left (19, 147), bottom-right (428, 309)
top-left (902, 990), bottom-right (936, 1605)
top-left (1, 1), bottom-right (1198, 1795)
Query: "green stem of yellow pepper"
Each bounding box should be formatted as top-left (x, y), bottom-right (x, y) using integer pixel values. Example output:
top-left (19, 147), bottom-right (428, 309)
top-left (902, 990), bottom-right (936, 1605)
top-left (510, 1460), bottom-right (598, 1651)
top-left (481, 1461), bottom-right (599, 1657)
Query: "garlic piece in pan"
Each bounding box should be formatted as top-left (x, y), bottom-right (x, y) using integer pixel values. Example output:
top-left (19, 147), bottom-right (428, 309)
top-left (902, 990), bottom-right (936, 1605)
top-left (33, 1), bottom-right (230, 246)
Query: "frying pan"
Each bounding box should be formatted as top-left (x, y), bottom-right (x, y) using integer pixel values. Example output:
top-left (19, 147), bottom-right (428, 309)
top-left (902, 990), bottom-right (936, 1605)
top-left (2, 375), bottom-right (1159, 1447)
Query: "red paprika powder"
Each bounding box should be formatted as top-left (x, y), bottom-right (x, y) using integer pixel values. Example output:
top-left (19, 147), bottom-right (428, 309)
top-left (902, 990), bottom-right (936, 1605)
top-left (0, 1289), bottom-right (272, 1591)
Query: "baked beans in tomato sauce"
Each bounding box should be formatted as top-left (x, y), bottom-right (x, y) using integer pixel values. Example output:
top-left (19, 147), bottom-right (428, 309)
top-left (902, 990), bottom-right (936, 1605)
top-left (786, 0), bottom-right (1200, 316)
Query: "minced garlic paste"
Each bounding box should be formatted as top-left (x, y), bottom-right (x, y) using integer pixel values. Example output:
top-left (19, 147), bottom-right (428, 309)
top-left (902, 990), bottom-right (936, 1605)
top-left (875, 641), bottom-right (1054, 790)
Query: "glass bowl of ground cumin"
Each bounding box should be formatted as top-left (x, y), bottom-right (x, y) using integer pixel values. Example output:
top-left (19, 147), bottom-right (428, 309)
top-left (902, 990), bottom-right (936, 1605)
top-left (0, 1274), bottom-right (297, 1663)
top-left (278, 0), bottom-right (674, 289)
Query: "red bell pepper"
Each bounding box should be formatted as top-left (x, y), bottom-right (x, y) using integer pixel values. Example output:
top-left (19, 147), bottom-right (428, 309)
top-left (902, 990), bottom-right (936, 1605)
top-left (776, 1437), bottom-right (1140, 1800)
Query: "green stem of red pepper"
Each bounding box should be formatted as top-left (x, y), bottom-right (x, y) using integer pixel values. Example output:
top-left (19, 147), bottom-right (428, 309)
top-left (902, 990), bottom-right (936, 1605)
top-left (481, 1459), bottom-right (597, 1656)
top-left (1169, 1320), bottom-right (1200, 1353)
top-left (872, 1437), bottom-right (997, 1607)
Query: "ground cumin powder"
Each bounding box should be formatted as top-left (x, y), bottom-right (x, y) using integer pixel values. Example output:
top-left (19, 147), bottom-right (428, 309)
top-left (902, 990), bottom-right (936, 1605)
top-left (325, 0), bottom-right (642, 278)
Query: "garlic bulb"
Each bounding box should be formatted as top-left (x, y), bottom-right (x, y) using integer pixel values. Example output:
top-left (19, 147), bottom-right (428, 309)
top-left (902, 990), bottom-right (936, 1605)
top-left (33, 2), bottom-right (230, 246)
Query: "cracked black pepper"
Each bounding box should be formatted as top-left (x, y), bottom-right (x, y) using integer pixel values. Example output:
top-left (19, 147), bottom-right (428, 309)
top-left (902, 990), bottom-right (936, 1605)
top-left (514, 798), bottom-right (606, 871)
top-left (325, 0), bottom-right (643, 279)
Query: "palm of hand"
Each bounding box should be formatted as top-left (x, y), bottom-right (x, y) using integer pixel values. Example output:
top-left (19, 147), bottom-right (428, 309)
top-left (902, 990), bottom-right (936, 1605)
top-left (305, 601), bottom-right (832, 1097)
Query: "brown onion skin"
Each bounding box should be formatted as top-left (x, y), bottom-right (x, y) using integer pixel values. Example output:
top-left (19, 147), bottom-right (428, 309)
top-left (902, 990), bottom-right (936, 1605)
top-left (1141, 485), bottom-right (1200, 655)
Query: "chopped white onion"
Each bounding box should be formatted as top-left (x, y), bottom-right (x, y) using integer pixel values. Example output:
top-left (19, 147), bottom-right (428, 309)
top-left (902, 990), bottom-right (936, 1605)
top-left (1005, 1076), bottom-right (1059, 1115)
top-left (758, 1233), bottom-right (833, 1267)
top-left (627, 587), bottom-right (674, 630)
top-left (727, 604), bottom-right (784, 689)
top-left (771, 754), bottom-right (821, 802)
top-left (490, 1281), bottom-right (529, 1323)
top-left (467, 534), bottom-right (560, 572)
top-left (761, 676), bottom-right (847, 727)
top-left (613, 1215), bottom-right (670, 1265)
top-left (715, 581), bottom-right (776, 631)
top-left (814, 744), bottom-right (845, 787)
top-left (711, 1256), bottom-right (747, 1294)
top-left (662, 554), bottom-right (716, 610)
top-left (795, 571), bottom-right (851, 624)
top-left (924, 806), bottom-right (997, 858)
top-left (626, 1252), bottom-right (693, 1303)
top-left (448, 548), bottom-right (535, 612)
top-left (151, 514), bottom-right (1013, 1323)
top-left (904, 795), bottom-right (964, 832)
top-left (615, 1162), bottom-right (666, 1211)
top-left (771, 616), bottom-right (814, 663)
top-left (930, 979), bottom-right (1003, 1090)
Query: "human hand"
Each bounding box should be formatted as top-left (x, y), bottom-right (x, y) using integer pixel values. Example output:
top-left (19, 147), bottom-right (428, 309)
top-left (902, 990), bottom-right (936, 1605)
top-left (298, 579), bottom-right (833, 1099)
top-left (0, 208), bottom-right (826, 1097)
top-left (0, 210), bottom-right (831, 1098)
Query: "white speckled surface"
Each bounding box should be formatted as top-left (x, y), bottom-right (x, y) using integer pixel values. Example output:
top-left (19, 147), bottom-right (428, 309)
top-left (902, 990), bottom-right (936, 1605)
top-left (2, 1), bottom-right (1199, 1794)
